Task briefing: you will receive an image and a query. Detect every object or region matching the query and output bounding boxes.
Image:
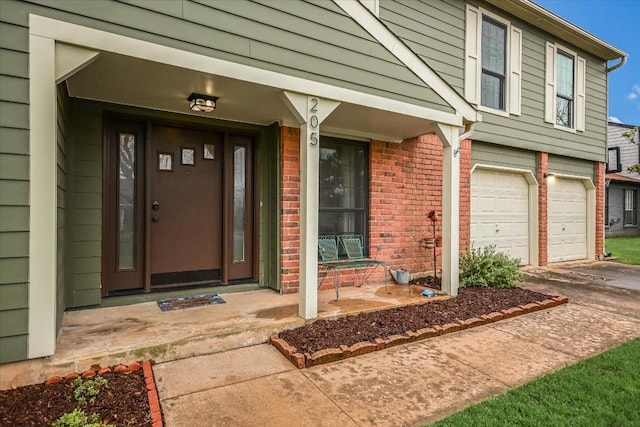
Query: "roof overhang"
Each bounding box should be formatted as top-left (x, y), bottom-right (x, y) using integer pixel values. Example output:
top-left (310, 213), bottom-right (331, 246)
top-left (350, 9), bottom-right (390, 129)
top-left (486, 0), bottom-right (627, 61)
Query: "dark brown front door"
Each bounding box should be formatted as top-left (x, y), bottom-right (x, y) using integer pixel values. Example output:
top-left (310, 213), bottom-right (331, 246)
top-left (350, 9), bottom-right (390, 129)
top-left (149, 125), bottom-right (223, 286)
top-left (103, 118), bottom-right (257, 294)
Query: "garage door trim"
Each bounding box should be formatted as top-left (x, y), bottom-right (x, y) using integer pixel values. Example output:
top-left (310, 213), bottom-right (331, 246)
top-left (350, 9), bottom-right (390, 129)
top-left (471, 164), bottom-right (539, 266)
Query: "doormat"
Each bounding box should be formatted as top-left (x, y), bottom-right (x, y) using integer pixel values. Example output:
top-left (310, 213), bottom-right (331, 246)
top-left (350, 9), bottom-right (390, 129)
top-left (157, 293), bottom-right (226, 311)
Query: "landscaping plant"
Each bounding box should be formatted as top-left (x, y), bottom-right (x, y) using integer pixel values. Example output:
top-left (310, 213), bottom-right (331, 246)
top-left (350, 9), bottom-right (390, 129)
top-left (459, 245), bottom-right (523, 288)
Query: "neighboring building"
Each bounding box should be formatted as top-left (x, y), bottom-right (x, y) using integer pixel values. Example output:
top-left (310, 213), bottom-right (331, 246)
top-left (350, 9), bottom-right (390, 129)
top-left (0, 0), bottom-right (625, 365)
top-left (606, 122), bottom-right (640, 236)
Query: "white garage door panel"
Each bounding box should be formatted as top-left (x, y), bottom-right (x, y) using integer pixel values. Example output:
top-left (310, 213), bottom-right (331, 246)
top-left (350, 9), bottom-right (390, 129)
top-left (471, 169), bottom-right (530, 264)
top-left (548, 178), bottom-right (587, 262)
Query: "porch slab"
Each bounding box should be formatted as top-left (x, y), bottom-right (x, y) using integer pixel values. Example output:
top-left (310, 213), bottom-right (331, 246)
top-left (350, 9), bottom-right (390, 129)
top-left (0, 283), bottom-right (434, 388)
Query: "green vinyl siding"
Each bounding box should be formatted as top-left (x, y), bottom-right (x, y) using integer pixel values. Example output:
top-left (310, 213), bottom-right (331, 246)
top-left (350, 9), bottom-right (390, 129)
top-left (0, 283), bottom-right (28, 311)
top-left (0, 335), bottom-right (27, 364)
top-left (472, 141), bottom-right (537, 172)
top-left (57, 84), bottom-right (68, 331)
top-left (67, 100), bottom-right (104, 308)
top-left (380, 0), bottom-right (609, 163)
top-left (5, 0), bottom-right (453, 113)
top-left (548, 155), bottom-right (595, 180)
top-left (468, 0), bottom-right (608, 163)
top-left (380, 0), bottom-right (465, 93)
top-left (0, 9), bottom-right (29, 361)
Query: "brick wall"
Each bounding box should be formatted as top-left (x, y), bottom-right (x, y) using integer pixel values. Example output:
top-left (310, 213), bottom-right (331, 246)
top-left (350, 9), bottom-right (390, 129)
top-left (594, 161), bottom-right (605, 259)
top-left (537, 152), bottom-right (549, 266)
top-left (279, 127), bottom-right (447, 293)
top-left (459, 139), bottom-right (472, 253)
top-left (280, 127), bottom-right (301, 294)
top-left (369, 134), bottom-right (444, 280)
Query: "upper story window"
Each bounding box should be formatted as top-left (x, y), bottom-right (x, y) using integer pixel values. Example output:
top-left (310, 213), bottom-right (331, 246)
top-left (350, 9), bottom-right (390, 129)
top-left (545, 42), bottom-right (586, 132)
top-left (555, 50), bottom-right (574, 127)
top-left (481, 17), bottom-right (507, 110)
top-left (607, 147), bottom-right (621, 173)
top-left (465, 5), bottom-right (522, 116)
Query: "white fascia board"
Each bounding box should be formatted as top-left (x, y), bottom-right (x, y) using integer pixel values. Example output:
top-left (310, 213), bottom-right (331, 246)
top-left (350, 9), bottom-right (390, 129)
top-left (334, 0), bottom-right (478, 123)
top-left (29, 15), bottom-right (462, 128)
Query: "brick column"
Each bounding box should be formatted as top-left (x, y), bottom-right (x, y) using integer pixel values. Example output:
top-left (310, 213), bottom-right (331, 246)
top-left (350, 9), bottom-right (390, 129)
top-left (280, 126), bottom-right (301, 294)
top-left (594, 161), bottom-right (605, 259)
top-left (459, 139), bottom-right (472, 253)
top-left (537, 152), bottom-right (548, 266)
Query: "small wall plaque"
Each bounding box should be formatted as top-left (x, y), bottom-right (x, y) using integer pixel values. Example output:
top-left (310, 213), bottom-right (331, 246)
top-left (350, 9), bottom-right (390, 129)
top-left (158, 152), bottom-right (173, 171)
top-left (181, 147), bottom-right (196, 165)
top-left (204, 144), bottom-right (215, 160)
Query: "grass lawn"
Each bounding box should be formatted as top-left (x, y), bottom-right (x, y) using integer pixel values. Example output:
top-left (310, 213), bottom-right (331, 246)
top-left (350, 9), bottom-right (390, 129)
top-left (429, 338), bottom-right (640, 427)
top-left (605, 236), bottom-right (640, 265)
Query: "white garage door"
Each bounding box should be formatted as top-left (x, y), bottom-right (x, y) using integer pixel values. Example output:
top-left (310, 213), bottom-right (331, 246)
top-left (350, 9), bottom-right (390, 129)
top-left (471, 169), bottom-right (530, 264)
top-left (548, 178), bottom-right (587, 262)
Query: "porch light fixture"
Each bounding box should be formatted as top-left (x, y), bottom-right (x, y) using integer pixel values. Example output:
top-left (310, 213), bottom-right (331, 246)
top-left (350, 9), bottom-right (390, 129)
top-left (544, 172), bottom-right (555, 183)
top-left (187, 93), bottom-right (218, 113)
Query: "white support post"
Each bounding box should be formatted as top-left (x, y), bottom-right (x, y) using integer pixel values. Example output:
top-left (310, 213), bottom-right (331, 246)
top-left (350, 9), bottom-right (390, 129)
top-left (282, 92), bottom-right (339, 319)
top-left (28, 33), bottom-right (58, 358)
top-left (436, 124), bottom-right (460, 296)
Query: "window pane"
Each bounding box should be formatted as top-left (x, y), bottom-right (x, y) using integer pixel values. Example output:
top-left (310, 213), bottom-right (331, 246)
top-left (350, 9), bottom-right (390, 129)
top-left (319, 138), bottom-right (368, 253)
top-left (481, 17), bottom-right (506, 110)
top-left (556, 51), bottom-right (574, 97)
top-left (556, 97), bottom-right (572, 127)
top-left (118, 133), bottom-right (135, 270)
top-left (481, 73), bottom-right (503, 110)
top-left (233, 146), bottom-right (246, 262)
top-left (624, 190), bottom-right (638, 226)
top-left (319, 143), bottom-right (365, 210)
top-left (481, 18), bottom-right (506, 74)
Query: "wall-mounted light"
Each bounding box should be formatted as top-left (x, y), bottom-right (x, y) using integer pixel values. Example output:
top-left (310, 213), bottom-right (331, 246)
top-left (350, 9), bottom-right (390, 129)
top-left (543, 172), bottom-right (555, 183)
top-left (187, 93), bottom-right (218, 113)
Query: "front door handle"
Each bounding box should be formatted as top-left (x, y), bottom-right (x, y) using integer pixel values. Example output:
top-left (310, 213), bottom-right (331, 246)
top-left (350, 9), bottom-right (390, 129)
top-left (152, 200), bottom-right (160, 211)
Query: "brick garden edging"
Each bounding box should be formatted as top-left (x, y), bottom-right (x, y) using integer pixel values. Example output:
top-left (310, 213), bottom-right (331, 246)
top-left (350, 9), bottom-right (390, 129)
top-left (270, 295), bottom-right (569, 369)
top-left (45, 360), bottom-right (163, 427)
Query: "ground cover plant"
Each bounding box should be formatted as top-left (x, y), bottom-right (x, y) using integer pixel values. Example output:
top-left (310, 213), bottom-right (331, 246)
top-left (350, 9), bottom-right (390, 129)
top-left (606, 236), bottom-right (640, 265)
top-left (0, 369), bottom-right (151, 426)
top-left (429, 337), bottom-right (640, 427)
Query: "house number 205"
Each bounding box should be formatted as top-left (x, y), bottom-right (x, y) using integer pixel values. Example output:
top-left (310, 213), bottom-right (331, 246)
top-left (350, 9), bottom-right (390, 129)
top-left (309, 97), bottom-right (319, 145)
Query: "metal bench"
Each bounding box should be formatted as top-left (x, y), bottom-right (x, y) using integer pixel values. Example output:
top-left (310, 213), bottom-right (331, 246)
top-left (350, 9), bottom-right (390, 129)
top-left (318, 235), bottom-right (388, 299)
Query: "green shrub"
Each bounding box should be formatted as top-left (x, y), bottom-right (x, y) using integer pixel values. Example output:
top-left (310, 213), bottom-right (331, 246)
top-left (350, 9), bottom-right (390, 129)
top-left (459, 245), bottom-right (523, 288)
top-left (52, 408), bottom-right (113, 427)
top-left (72, 376), bottom-right (108, 405)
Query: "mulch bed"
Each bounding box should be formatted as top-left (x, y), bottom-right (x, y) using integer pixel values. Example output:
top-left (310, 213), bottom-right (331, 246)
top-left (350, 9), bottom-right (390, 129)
top-left (1, 287), bottom-right (567, 423)
top-left (0, 362), bottom-right (161, 427)
top-left (273, 287), bottom-right (567, 368)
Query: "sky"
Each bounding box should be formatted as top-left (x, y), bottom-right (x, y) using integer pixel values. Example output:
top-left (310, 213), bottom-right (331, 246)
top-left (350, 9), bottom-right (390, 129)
top-left (535, 0), bottom-right (640, 126)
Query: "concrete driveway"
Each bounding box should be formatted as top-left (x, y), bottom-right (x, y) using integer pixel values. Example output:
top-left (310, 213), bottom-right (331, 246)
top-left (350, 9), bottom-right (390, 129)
top-left (153, 261), bottom-right (640, 426)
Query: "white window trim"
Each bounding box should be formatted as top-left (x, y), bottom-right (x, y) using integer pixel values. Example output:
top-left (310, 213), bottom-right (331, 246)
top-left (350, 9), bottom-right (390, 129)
top-left (465, 5), bottom-right (522, 117)
top-left (545, 42), bottom-right (586, 133)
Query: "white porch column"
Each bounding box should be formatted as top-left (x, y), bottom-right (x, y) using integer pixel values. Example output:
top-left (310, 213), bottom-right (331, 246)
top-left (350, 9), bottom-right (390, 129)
top-left (282, 92), bottom-right (339, 319)
top-left (436, 124), bottom-right (460, 296)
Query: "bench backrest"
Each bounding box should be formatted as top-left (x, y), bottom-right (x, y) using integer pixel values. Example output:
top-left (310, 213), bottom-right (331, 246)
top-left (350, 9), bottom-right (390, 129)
top-left (318, 236), bottom-right (339, 262)
top-left (340, 235), bottom-right (365, 260)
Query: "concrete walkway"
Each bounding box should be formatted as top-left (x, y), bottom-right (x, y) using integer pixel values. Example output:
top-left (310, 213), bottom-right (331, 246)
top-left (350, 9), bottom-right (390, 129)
top-left (153, 263), bottom-right (640, 426)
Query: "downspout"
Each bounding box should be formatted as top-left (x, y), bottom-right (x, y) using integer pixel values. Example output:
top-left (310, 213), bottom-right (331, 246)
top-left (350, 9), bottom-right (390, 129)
top-left (601, 55), bottom-right (626, 259)
top-left (606, 55), bottom-right (627, 73)
top-left (459, 122), bottom-right (475, 142)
